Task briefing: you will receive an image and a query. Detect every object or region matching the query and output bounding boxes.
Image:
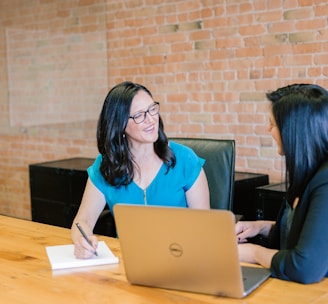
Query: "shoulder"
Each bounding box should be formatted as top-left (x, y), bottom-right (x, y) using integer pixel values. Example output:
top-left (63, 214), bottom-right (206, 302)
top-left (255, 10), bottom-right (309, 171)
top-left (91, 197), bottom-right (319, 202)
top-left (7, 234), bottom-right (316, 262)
top-left (315, 160), bottom-right (328, 176)
top-left (308, 160), bottom-right (328, 189)
top-left (87, 154), bottom-right (103, 179)
top-left (89, 154), bottom-right (102, 169)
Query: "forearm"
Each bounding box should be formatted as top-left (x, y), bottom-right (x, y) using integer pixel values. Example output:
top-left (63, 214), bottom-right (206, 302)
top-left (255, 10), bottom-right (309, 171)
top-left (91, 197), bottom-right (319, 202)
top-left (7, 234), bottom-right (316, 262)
top-left (239, 243), bottom-right (278, 268)
top-left (71, 178), bottom-right (106, 243)
top-left (252, 244), bottom-right (278, 268)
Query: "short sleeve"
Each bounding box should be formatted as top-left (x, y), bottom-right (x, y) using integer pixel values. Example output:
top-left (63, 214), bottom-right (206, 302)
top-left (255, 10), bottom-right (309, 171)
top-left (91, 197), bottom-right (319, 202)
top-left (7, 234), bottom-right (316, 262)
top-left (169, 141), bottom-right (205, 191)
top-left (87, 154), bottom-right (108, 193)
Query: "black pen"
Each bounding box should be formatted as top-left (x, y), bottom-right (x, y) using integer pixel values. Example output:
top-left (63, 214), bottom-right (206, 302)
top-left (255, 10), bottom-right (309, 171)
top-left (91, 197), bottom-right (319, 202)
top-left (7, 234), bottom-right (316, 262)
top-left (76, 222), bottom-right (98, 256)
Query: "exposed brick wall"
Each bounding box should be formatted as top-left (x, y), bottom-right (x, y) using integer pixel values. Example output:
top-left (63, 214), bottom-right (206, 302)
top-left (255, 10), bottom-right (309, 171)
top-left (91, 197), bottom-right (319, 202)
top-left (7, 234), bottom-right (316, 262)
top-left (0, 122), bottom-right (98, 218)
top-left (1, 0), bottom-right (328, 219)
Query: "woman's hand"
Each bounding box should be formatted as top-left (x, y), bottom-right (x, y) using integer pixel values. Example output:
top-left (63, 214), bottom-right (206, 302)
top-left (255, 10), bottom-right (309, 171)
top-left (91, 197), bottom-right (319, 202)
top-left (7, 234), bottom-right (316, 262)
top-left (235, 220), bottom-right (274, 243)
top-left (235, 221), bottom-right (262, 243)
top-left (235, 220), bottom-right (277, 268)
top-left (73, 234), bottom-right (98, 259)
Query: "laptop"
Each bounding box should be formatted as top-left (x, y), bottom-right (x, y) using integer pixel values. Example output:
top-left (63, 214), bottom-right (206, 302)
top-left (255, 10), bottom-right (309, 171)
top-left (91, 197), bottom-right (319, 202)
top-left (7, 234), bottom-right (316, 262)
top-left (113, 204), bottom-right (270, 298)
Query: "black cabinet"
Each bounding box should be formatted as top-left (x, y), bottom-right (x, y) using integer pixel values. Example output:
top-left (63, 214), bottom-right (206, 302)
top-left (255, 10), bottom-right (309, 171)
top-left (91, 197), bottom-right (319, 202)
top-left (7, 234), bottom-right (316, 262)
top-left (256, 182), bottom-right (286, 220)
top-left (29, 158), bottom-right (94, 228)
top-left (29, 157), bottom-right (270, 233)
top-left (233, 172), bottom-right (269, 220)
top-left (29, 157), bottom-right (116, 236)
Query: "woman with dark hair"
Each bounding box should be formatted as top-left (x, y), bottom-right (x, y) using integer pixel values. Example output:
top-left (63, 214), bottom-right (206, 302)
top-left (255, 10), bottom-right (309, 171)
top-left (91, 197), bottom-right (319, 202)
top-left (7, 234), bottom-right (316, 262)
top-left (72, 81), bottom-right (210, 258)
top-left (235, 83), bottom-right (328, 284)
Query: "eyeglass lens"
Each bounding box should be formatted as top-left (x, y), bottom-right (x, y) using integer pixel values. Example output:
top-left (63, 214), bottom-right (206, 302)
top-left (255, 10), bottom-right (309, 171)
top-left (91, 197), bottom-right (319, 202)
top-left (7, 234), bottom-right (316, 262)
top-left (131, 103), bottom-right (159, 124)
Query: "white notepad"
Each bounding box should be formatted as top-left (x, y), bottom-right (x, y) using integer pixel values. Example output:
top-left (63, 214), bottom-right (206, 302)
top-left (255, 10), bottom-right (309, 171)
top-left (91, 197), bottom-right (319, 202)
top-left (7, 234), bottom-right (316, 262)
top-left (46, 241), bottom-right (119, 270)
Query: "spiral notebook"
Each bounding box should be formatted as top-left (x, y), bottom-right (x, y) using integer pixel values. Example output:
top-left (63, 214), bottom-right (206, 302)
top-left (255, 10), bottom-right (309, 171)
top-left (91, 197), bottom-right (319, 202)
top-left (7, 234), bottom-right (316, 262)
top-left (46, 241), bottom-right (119, 270)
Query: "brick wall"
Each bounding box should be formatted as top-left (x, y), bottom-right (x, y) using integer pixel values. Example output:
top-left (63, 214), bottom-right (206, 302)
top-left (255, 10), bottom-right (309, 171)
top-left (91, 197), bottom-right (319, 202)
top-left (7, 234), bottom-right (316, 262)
top-left (1, 0), bottom-right (328, 219)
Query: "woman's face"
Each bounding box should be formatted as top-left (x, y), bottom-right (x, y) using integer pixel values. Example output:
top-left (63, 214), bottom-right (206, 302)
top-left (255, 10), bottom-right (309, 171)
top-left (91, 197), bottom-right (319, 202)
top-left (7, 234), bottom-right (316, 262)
top-left (124, 90), bottom-right (159, 146)
top-left (268, 111), bottom-right (284, 155)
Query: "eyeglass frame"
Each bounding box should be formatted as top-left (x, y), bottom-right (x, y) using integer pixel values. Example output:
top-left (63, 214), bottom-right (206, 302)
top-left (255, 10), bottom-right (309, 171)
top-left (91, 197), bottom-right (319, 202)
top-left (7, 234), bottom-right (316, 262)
top-left (128, 102), bottom-right (160, 124)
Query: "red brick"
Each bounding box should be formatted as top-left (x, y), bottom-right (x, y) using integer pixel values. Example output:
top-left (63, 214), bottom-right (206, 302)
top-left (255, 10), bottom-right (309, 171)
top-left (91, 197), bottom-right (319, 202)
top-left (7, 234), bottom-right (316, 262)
top-left (2, 0), bottom-right (328, 219)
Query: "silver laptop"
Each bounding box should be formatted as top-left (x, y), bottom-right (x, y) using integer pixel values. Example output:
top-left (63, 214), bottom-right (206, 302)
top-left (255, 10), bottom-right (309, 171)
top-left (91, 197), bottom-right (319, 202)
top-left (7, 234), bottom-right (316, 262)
top-left (113, 204), bottom-right (270, 298)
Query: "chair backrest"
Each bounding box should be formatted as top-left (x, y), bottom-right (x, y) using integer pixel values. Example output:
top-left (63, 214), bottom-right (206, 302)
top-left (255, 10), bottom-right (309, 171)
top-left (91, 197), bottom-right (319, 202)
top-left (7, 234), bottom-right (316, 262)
top-left (170, 138), bottom-right (235, 210)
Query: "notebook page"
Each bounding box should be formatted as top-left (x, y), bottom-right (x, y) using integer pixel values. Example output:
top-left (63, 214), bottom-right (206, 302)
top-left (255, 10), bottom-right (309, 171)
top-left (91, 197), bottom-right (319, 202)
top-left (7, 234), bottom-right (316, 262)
top-left (46, 241), bottom-right (119, 270)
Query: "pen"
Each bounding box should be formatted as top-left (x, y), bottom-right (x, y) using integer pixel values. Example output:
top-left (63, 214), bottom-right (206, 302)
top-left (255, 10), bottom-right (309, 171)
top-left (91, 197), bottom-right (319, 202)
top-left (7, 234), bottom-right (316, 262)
top-left (76, 222), bottom-right (98, 256)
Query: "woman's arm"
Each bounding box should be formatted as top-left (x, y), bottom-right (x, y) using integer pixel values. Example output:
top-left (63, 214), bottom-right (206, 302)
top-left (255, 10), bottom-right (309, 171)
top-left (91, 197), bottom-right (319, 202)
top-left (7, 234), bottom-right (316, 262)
top-left (185, 168), bottom-right (210, 209)
top-left (238, 243), bottom-right (278, 268)
top-left (236, 220), bottom-right (277, 268)
top-left (71, 178), bottom-right (106, 258)
top-left (271, 177), bottom-right (328, 283)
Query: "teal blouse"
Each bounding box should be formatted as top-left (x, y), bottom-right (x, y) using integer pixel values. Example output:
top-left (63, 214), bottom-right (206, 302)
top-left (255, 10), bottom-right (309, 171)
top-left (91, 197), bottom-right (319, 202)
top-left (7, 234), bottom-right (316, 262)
top-left (87, 141), bottom-right (205, 212)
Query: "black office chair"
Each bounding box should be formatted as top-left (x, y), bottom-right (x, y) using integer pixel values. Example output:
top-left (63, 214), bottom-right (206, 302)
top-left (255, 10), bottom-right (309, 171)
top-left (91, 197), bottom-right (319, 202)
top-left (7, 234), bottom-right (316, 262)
top-left (94, 137), bottom-right (236, 236)
top-left (170, 138), bottom-right (235, 210)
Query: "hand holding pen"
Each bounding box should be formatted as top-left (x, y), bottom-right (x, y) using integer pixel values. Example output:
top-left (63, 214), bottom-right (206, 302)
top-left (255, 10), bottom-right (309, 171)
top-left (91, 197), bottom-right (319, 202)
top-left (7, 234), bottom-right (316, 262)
top-left (76, 223), bottom-right (98, 256)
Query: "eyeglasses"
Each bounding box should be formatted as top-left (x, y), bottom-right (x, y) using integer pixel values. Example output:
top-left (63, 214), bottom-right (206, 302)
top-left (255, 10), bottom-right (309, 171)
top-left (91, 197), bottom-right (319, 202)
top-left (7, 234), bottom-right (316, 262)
top-left (129, 102), bottom-right (160, 124)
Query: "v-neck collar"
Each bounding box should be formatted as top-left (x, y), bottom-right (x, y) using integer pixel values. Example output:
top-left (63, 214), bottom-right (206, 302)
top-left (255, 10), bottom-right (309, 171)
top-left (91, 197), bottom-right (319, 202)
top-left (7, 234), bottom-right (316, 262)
top-left (132, 161), bottom-right (166, 191)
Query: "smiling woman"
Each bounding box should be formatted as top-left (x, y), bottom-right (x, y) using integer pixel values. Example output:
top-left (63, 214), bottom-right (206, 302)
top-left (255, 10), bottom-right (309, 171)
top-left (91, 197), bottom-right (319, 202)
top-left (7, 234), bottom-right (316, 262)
top-left (71, 81), bottom-right (210, 259)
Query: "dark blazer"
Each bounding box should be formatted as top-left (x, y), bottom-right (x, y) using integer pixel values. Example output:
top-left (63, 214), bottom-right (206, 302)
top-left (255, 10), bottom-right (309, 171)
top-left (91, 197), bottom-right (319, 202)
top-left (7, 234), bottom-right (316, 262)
top-left (269, 161), bottom-right (328, 283)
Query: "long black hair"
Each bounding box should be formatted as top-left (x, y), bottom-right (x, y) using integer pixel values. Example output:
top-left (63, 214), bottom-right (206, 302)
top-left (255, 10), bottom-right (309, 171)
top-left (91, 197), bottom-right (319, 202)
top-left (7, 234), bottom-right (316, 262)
top-left (267, 83), bottom-right (328, 204)
top-left (97, 81), bottom-right (176, 187)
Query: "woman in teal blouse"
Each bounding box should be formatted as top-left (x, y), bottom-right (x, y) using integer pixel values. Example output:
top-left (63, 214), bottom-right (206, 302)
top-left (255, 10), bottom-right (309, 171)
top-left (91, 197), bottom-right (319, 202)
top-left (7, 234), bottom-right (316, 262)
top-left (72, 81), bottom-right (210, 258)
top-left (88, 141), bottom-right (205, 210)
top-left (236, 84), bottom-right (328, 283)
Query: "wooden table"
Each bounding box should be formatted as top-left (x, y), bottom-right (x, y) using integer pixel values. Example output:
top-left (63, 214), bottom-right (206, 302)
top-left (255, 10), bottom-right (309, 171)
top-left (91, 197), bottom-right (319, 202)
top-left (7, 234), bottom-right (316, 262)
top-left (1, 215), bottom-right (328, 304)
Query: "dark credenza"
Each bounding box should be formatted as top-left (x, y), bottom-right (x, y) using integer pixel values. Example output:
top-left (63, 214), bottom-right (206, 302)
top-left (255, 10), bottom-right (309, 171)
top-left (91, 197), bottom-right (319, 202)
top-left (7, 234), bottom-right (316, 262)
top-left (29, 157), bottom-right (94, 228)
top-left (29, 158), bottom-right (270, 233)
top-left (233, 172), bottom-right (269, 220)
top-left (255, 182), bottom-right (286, 221)
top-left (29, 157), bottom-right (116, 236)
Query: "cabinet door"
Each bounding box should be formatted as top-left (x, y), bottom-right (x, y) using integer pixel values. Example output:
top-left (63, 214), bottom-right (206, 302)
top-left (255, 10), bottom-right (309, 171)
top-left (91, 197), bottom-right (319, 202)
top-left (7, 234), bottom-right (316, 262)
top-left (233, 173), bottom-right (269, 220)
top-left (257, 191), bottom-right (285, 220)
top-left (31, 198), bottom-right (67, 227)
top-left (30, 166), bottom-right (75, 228)
top-left (29, 159), bottom-right (92, 228)
top-left (30, 167), bottom-right (70, 202)
top-left (256, 183), bottom-right (286, 220)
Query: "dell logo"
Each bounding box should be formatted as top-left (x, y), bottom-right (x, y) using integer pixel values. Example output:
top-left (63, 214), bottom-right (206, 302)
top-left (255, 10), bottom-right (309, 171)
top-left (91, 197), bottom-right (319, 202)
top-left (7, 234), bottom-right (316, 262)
top-left (169, 243), bottom-right (183, 257)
